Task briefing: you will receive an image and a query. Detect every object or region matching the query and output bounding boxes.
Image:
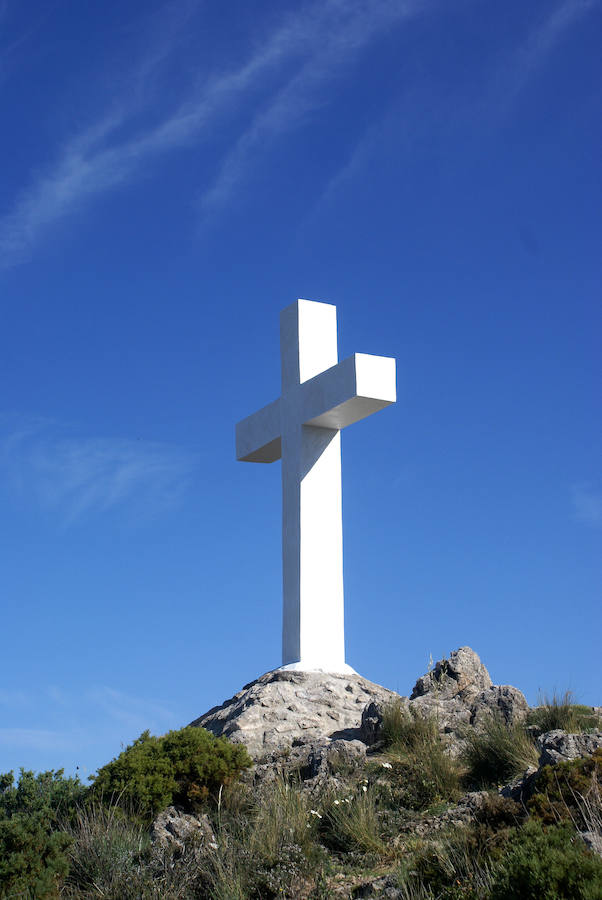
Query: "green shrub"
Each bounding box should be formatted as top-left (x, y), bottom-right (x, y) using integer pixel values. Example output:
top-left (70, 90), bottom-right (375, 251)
top-left (489, 820), bottom-right (602, 899)
top-left (0, 813), bottom-right (71, 899)
top-left (0, 769), bottom-right (84, 899)
top-left (529, 749), bottom-right (602, 829)
top-left (461, 716), bottom-right (538, 787)
top-left (90, 726), bottom-right (252, 820)
top-left (528, 691), bottom-right (600, 734)
top-left (0, 768), bottom-right (84, 821)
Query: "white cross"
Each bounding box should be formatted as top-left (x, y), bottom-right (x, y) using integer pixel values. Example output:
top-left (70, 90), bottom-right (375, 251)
top-left (236, 299), bottom-right (396, 673)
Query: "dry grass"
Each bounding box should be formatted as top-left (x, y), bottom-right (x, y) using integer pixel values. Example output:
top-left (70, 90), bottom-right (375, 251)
top-left (528, 690), bottom-right (600, 734)
top-left (461, 715), bottom-right (538, 788)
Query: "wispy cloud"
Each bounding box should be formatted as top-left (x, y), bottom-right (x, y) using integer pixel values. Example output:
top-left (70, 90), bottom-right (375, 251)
top-left (0, 0), bottom-right (430, 268)
top-left (0, 685), bottom-right (178, 757)
top-left (494, 0), bottom-right (599, 117)
top-left (2, 0), bottom-right (594, 267)
top-left (88, 686), bottom-right (177, 735)
top-left (305, 0), bottom-right (599, 221)
top-left (0, 416), bottom-right (197, 523)
top-left (198, 0), bottom-right (429, 220)
top-left (0, 727), bottom-right (76, 751)
top-left (571, 482), bottom-right (602, 527)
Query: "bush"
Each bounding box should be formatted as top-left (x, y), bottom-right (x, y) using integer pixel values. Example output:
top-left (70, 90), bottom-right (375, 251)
top-left (0, 769), bottom-right (84, 899)
top-left (529, 749), bottom-right (602, 829)
top-left (489, 820), bottom-right (602, 899)
top-left (89, 726), bottom-right (252, 820)
top-left (528, 691), bottom-right (600, 734)
top-left (461, 715), bottom-right (538, 787)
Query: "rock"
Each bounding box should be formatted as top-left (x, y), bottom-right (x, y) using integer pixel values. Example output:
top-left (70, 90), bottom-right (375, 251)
top-left (248, 736), bottom-right (367, 790)
top-left (306, 738), bottom-right (367, 779)
top-left (352, 875), bottom-right (404, 898)
top-left (360, 697), bottom-right (410, 746)
top-left (538, 730), bottom-right (602, 767)
top-left (151, 806), bottom-right (216, 854)
top-left (361, 648), bottom-right (527, 752)
top-left (580, 831), bottom-right (602, 858)
top-left (470, 685), bottom-right (529, 727)
top-left (189, 648), bottom-right (528, 763)
top-left (499, 766), bottom-right (539, 802)
top-left (410, 647), bottom-right (492, 701)
top-left (190, 669), bottom-right (399, 759)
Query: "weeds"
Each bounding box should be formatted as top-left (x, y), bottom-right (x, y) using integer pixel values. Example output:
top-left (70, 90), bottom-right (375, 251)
top-left (527, 691), bottom-right (600, 734)
top-left (249, 774), bottom-right (316, 863)
top-left (378, 705), bottom-right (461, 809)
top-left (461, 715), bottom-right (538, 787)
top-left (321, 786), bottom-right (389, 857)
top-left (529, 748), bottom-right (602, 830)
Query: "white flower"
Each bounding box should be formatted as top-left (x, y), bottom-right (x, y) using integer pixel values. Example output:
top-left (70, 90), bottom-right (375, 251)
top-left (381, 761), bottom-right (393, 769)
top-left (310, 809), bottom-right (322, 818)
top-left (334, 800), bottom-right (340, 805)
top-left (362, 785), bottom-right (367, 792)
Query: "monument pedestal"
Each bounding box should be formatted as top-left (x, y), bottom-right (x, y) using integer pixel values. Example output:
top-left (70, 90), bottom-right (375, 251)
top-left (278, 660), bottom-right (358, 675)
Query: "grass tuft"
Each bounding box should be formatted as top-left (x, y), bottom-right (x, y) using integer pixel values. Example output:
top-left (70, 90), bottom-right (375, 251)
top-left (528, 691), bottom-right (600, 734)
top-left (461, 715), bottom-right (538, 788)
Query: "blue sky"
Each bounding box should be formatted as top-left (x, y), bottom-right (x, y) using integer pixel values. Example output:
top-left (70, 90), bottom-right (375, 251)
top-left (1, 0), bottom-right (600, 778)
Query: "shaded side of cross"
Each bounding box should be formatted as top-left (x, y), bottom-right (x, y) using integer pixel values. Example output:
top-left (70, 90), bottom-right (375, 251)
top-left (236, 299), bottom-right (396, 673)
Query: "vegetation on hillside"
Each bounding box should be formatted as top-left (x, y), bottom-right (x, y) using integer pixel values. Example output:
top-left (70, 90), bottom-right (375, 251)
top-left (89, 726), bottom-right (252, 820)
top-left (0, 702), bottom-right (601, 899)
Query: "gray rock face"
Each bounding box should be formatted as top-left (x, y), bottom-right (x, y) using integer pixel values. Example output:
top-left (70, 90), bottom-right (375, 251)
top-left (538, 730), bottom-right (602, 767)
top-left (410, 647), bottom-right (528, 731)
top-left (361, 648), bottom-right (528, 750)
top-left (581, 831), bottom-right (602, 858)
top-left (470, 685), bottom-right (529, 726)
top-left (189, 648), bottom-right (528, 761)
top-left (247, 737), bottom-right (368, 794)
top-left (151, 806), bottom-right (216, 853)
top-left (190, 669), bottom-right (399, 759)
top-left (411, 647), bottom-right (492, 700)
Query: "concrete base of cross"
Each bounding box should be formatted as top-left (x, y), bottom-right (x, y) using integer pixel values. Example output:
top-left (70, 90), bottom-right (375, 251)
top-left (277, 660), bottom-right (358, 675)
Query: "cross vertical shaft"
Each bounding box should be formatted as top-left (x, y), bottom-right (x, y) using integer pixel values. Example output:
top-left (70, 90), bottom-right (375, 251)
top-left (280, 301), bottom-right (345, 669)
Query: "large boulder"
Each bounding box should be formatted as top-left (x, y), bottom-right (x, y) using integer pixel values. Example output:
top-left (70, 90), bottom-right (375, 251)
top-left (538, 730), bottom-right (602, 767)
top-left (411, 647), bottom-right (492, 701)
top-left (190, 668), bottom-right (399, 759)
top-left (361, 647), bottom-right (528, 750)
top-left (151, 806), bottom-right (216, 854)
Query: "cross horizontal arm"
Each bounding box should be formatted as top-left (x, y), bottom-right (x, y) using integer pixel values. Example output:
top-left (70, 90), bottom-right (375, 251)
top-left (236, 398), bottom-right (282, 463)
top-left (301, 353), bottom-right (396, 429)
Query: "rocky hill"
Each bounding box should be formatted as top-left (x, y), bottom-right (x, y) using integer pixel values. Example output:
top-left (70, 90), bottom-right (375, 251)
top-left (190, 646), bottom-right (529, 760)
